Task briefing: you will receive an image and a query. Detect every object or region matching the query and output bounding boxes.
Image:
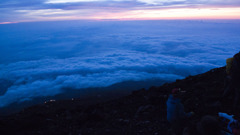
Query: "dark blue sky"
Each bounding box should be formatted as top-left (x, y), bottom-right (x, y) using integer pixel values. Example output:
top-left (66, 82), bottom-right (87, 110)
top-left (1, 0), bottom-right (240, 23)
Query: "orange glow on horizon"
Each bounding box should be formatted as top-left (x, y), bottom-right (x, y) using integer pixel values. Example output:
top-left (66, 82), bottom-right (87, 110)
top-left (90, 7), bottom-right (240, 20)
top-left (1, 7), bottom-right (240, 24)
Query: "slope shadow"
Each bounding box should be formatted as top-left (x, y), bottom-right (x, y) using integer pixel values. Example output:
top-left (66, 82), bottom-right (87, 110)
top-left (0, 78), bottom-right (172, 116)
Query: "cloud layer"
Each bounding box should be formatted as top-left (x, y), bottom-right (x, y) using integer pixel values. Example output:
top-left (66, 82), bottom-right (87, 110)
top-left (0, 20), bottom-right (240, 107)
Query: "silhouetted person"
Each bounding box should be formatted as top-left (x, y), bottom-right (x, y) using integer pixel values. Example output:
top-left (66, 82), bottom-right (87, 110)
top-left (197, 115), bottom-right (227, 135)
top-left (167, 88), bottom-right (193, 135)
top-left (223, 58), bottom-right (234, 97)
top-left (223, 51), bottom-right (240, 113)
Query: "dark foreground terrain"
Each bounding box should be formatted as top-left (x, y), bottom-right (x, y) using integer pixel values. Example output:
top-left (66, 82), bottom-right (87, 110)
top-left (0, 66), bottom-right (238, 135)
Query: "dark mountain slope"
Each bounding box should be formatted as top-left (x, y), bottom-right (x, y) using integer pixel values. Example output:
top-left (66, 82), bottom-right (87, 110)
top-left (0, 66), bottom-right (237, 135)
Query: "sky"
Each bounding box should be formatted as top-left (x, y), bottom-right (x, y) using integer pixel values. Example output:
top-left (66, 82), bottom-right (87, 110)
top-left (1, 0), bottom-right (240, 23)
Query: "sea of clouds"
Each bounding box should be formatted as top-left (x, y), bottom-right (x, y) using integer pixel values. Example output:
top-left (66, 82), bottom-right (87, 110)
top-left (0, 20), bottom-right (240, 108)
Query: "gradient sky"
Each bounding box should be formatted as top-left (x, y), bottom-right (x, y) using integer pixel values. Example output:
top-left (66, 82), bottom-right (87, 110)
top-left (0, 0), bottom-right (240, 23)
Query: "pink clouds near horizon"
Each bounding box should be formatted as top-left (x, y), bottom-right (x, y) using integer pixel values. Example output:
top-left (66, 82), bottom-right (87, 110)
top-left (0, 0), bottom-right (240, 23)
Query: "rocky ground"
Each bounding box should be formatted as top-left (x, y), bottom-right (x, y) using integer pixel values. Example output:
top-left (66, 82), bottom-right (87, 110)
top-left (0, 66), bottom-right (238, 135)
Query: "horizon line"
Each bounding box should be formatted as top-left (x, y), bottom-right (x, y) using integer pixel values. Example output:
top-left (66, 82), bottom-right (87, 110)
top-left (1, 18), bottom-right (240, 25)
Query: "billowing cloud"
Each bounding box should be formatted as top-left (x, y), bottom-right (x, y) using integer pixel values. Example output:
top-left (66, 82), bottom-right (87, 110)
top-left (0, 51), bottom-right (213, 107)
top-left (1, 20), bottom-right (240, 107)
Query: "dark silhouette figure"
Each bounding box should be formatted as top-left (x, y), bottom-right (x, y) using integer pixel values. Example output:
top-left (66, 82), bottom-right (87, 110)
top-left (197, 115), bottom-right (226, 135)
top-left (223, 51), bottom-right (240, 113)
top-left (167, 88), bottom-right (193, 135)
